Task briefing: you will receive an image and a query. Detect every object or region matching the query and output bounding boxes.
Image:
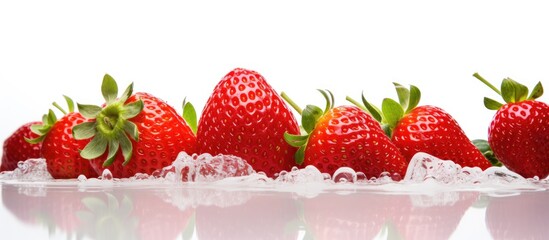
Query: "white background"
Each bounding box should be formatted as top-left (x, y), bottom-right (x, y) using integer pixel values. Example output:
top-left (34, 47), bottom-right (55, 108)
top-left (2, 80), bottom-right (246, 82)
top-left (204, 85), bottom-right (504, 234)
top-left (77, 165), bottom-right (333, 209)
top-left (1, 0), bottom-right (549, 239)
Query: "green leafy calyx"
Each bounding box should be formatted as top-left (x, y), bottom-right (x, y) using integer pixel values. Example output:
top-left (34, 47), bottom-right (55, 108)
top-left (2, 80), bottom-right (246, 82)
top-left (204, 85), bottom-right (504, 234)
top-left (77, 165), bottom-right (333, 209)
top-left (473, 72), bottom-right (544, 110)
top-left (73, 74), bottom-right (143, 167)
top-left (347, 82), bottom-right (421, 137)
top-left (25, 96), bottom-right (75, 144)
top-left (281, 89), bottom-right (334, 165)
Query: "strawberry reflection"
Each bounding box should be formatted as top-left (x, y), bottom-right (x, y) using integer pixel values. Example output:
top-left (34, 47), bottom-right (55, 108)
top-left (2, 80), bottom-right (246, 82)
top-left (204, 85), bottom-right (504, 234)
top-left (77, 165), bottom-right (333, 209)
top-left (3, 184), bottom-right (478, 240)
top-left (302, 191), bottom-right (478, 240)
top-left (1, 185), bottom-right (194, 240)
top-left (486, 191), bottom-right (549, 240)
top-left (195, 192), bottom-right (300, 240)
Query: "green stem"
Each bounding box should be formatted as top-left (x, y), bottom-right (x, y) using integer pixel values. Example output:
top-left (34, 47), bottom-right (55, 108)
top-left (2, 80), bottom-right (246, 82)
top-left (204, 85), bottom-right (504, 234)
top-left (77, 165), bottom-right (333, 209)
top-left (281, 92), bottom-right (303, 115)
top-left (473, 73), bottom-right (502, 96)
top-left (345, 96), bottom-right (366, 110)
top-left (52, 102), bottom-right (67, 115)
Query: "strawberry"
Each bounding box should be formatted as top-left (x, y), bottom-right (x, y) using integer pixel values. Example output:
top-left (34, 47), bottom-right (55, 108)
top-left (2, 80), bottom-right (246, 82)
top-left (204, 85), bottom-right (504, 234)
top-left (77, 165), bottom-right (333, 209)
top-left (351, 83), bottom-right (492, 170)
top-left (74, 74), bottom-right (197, 178)
top-left (473, 73), bottom-right (549, 178)
top-left (27, 97), bottom-right (99, 179)
top-left (1, 122), bottom-right (43, 171)
top-left (196, 68), bottom-right (300, 177)
top-left (283, 90), bottom-right (407, 178)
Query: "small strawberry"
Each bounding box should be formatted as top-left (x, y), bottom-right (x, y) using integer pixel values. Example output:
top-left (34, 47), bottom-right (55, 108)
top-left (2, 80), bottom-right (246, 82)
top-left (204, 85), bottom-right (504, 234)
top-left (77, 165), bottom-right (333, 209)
top-left (473, 73), bottom-right (549, 178)
top-left (283, 90), bottom-right (407, 178)
top-left (350, 83), bottom-right (492, 170)
top-left (27, 96), bottom-right (99, 179)
top-left (1, 122), bottom-right (43, 171)
top-left (196, 68), bottom-right (300, 177)
top-left (74, 74), bottom-right (197, 178)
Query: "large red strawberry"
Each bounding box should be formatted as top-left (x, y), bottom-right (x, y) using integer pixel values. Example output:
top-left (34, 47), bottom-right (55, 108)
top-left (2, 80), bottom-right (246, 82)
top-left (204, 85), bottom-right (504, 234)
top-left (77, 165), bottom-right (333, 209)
top-left (196, 68), bottom-right (300, 177)
top-left (27, 97), bottom-right (99, 179)
top-left (474, 73), bottom-right (549, 178)
top-left (283, 90), bottom-right (407, 178)
top-left (1, 122), bottom-right (43, 171)
top-left (74, 74), bottom-right (197, 178)
top-left (352, 83), bottom-right (492, 170)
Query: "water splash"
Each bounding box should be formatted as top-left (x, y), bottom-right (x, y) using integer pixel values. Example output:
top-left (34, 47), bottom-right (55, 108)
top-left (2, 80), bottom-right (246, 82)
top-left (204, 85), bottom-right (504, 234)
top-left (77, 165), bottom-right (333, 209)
top-left (1, 152), bottom-right (548, 194)
top-left (0, 158), bottom-right (52, 181)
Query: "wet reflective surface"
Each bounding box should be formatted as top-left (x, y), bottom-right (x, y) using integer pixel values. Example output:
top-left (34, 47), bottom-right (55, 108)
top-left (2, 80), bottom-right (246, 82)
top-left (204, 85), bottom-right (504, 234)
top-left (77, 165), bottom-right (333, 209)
top-left (2, 181), bottom-right (548, 240)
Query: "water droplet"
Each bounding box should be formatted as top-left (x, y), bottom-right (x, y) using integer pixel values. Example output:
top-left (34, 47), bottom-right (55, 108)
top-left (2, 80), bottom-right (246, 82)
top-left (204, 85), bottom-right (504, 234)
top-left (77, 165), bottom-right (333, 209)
top-left (101, 169), bottom-right (113, 180)
top-left (332, 167), bottom-right (357, 183)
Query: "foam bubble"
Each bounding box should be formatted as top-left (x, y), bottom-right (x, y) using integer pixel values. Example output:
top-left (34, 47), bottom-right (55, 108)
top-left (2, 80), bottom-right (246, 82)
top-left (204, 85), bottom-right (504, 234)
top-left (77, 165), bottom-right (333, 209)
top-left (1, 152), bottom-right (548, 195)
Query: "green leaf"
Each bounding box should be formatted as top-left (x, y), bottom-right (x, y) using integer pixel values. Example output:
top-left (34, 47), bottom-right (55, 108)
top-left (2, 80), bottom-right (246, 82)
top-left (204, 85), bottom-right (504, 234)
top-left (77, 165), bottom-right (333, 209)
top-left (119, 133), bottom-right (133, 166)
top-left (295, 146), bottom-right (306, 165)
top-left (381, 98), bottom-right (404, 130)
top-left (121, 100), bottom-right (144, 119)
top-left (30, 123), bottom-right (45, 135)
top-left (284, 132), bottom-right (309, 147)
top-left (46, 109), bottom-right (57, 125)
top-left (318, 89), bottom-right (332, 113)
top-left (63, 95), bottom-right (75, 113)
top-left (119, 82), bottom-right (134, 104)
top-left (406, 85), bottom-right (421, 113)
top-left (25, 135), bottom-right (46, 144)
top-left (381, 124), bottom-right (392, 137)
top-left (104, 140), bottom-right (120, 167)
top-left (123, 121), bottom-right (139, 141)
top-left (102, 74), bottom-right (119, 104)
top-left (302, 105), bottom-right (323, 134)
top-left (42, 113), bottom-right (48, 125)
top-left (528, 82), bottom-right (544, 100)
top-left (73, 122), bottom-right (97, 140)
top-left (483, 97), bottom-right (503, 110)
top-left (78, 104), bottom-right (103, 119)
top-left (182, 99), bottom-right (197, 135)
top-left (393, 83), bottom-right (410, 110)
top-left (501, 78), bottom-right (528, 103)
top-left (361, 93), bottom-right (383, 122)
top-left (80, 134), bottom-right (108, 159)
top-left (472, 139), bottom-right (503, 167)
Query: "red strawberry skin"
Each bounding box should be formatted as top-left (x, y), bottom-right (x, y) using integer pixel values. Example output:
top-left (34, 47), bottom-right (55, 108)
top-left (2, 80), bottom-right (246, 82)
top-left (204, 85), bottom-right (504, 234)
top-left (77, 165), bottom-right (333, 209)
top-left (392, 105), bottom-right (492, 170)
top-left (488, 100), bottom-right (549, 178)
top-left (91, 92), bottom-right (197, 178)
top-left (305, 105), bottom-right (407, 178)
top-left (1, 122), bottom-right (43, 171)
top-left (197, 68), bottom-right (300, 177)
top-left (42, 112), bottom-right (99, 178)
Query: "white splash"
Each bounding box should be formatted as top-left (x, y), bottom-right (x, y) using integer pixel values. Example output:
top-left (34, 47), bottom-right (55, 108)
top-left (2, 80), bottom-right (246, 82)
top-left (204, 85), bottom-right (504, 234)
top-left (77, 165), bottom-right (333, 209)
top-left (0, 158), bottom-right (52, 181)
top-left (1, 152), bottom-right (547, 194)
